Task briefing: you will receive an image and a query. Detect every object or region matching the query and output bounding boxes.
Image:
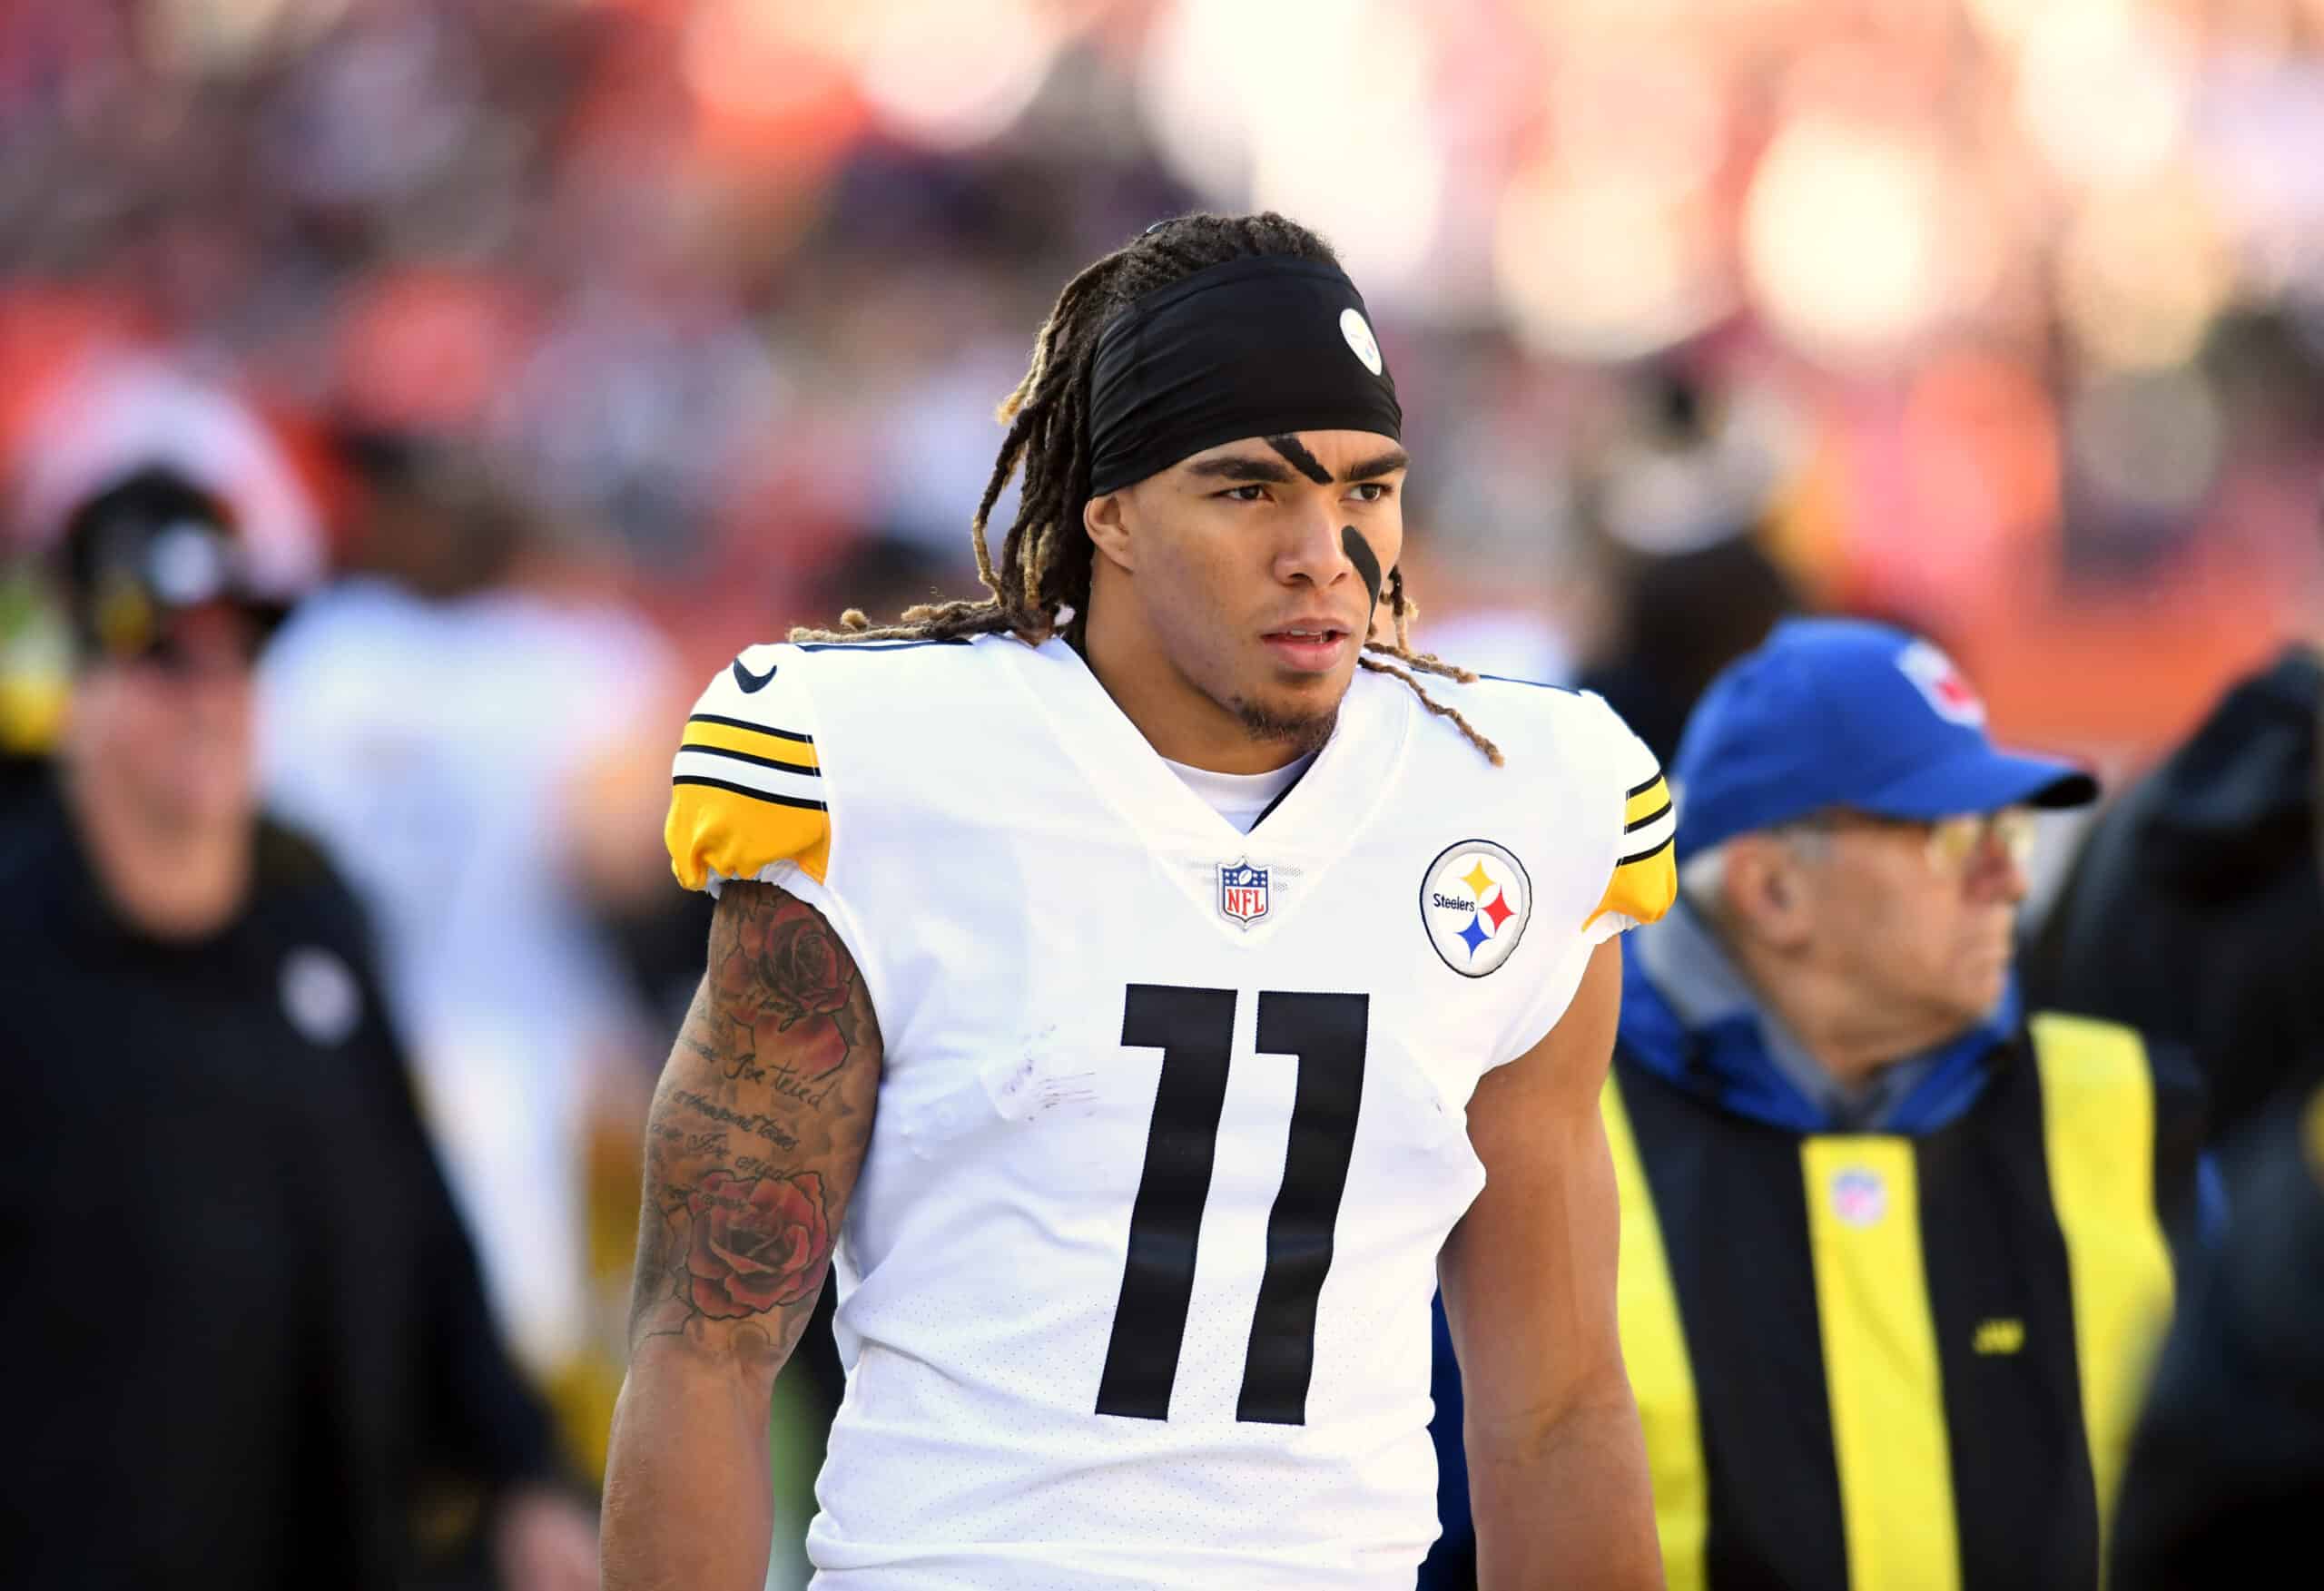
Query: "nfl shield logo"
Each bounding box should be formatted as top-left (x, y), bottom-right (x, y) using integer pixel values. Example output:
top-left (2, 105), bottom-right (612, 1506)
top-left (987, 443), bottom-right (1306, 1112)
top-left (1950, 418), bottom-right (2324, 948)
top-left (1218, 859), bottom-right (1270, 928)
top-left (1831, 1167), bottom-right (1887, 1228)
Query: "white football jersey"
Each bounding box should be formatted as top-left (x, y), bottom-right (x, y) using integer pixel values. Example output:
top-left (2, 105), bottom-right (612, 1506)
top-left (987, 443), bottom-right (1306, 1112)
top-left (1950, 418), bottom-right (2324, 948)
top-left (665, 633), bottom-right (1674, 1590)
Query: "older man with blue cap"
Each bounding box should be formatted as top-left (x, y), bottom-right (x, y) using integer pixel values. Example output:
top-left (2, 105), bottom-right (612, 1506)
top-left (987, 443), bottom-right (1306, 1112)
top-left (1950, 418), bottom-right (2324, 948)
top-left (1653, 616), bottom-right (2097, 1121)
top-left (1423, 617), bottom-right (2213, 1591)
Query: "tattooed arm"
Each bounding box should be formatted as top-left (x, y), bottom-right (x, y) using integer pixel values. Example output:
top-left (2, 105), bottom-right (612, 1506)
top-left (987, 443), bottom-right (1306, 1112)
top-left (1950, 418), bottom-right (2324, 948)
top-left (602, 881), bottom-right (881, 1591)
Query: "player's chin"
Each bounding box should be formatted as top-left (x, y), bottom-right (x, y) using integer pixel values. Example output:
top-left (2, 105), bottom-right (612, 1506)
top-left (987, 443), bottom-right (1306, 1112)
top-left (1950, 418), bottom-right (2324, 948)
top-left (1233, 681), bottom-right (1343, 756)
top-left (1254, 657), bottom-right (1356, 715)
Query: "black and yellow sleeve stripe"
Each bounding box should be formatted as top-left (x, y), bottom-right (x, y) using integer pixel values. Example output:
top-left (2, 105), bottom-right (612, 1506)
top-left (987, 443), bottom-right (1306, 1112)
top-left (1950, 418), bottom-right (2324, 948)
top-left (665, 712), bottom-right (830, 889)
top-left (1586, 771), bottom-right (1677, 931)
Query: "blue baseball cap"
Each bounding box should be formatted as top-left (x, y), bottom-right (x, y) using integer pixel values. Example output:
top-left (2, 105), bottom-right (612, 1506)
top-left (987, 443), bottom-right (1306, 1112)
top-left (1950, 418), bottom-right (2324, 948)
top-left (1671, 618), bottom-right (2099, 855)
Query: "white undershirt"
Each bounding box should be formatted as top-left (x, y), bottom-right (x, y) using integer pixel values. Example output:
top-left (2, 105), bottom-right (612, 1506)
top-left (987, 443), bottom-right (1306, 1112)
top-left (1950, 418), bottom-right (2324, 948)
top-left (1160, 751), bottom-right (1316, 835)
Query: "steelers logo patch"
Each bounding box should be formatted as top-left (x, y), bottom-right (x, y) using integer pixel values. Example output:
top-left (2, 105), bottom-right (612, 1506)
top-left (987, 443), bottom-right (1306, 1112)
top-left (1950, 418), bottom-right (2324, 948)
top-left (1419, 840), bottom-right (1532, 977)
top-left (1340, 308), bottom-right (1384, 377)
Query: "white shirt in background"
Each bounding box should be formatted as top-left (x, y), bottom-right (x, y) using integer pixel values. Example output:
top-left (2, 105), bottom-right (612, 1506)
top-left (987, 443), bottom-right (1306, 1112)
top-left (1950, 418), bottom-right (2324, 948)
top-left (258, 576), bottom-right (674, 1374)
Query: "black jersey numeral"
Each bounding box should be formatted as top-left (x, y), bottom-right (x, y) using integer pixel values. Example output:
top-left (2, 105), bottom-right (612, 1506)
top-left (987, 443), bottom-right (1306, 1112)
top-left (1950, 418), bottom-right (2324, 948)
top-left (1095, 985), bottom-right (1370, 1426)
top-left (1238, 991), bottom-right (1369, 1423)
top-left (1093, 986), bottom-right (1236, 1421)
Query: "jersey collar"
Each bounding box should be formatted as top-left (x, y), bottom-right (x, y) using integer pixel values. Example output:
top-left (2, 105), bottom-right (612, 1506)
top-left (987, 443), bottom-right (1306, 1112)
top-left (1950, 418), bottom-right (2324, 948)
top-left (1003, 636), bottom-right (1413, 941)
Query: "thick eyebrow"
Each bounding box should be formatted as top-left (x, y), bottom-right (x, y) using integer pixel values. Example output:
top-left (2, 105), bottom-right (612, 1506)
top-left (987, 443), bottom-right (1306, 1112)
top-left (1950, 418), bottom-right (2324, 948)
top-left (1344, 447), bottom-right (1410, 481)
top-left (1184, 454), bottom-right (1298, 484)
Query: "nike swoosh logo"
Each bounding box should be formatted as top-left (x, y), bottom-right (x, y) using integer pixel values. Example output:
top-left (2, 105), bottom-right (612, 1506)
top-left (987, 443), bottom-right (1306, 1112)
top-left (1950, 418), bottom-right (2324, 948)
top-left (732, 657), bottom-right (777, 693)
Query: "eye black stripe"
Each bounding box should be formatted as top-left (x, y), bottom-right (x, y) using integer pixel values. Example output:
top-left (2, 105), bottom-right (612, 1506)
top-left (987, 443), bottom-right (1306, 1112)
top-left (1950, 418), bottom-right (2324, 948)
top-left (1265, 434), bottom-right (1334, 486)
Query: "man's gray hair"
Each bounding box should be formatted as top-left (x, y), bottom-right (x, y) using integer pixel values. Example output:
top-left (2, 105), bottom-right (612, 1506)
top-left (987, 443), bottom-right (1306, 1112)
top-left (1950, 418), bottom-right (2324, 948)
top-left (1677, 842), bottom-right (1729, 916)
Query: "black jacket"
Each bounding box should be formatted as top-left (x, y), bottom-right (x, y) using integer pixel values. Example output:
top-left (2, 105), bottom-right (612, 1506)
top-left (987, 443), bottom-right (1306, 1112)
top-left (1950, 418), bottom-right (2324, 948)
top-left (0, 776), bottom-right (561, 1589)
top-left (2109, 1090), bottom-right (2324, 1588)
top-left (2029, 646), bottom-right (2324, 1145)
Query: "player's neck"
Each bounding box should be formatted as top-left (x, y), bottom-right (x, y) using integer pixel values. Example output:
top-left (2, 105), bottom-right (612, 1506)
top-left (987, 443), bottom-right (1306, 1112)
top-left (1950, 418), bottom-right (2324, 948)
top-left (1080, 601), bottom-right (1309, 777)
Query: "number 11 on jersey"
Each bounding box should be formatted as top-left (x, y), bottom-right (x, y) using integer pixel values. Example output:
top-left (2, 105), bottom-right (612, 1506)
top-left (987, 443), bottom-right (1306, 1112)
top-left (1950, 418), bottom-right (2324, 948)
top-left (1095, 985), bottom-right (1369, 1426)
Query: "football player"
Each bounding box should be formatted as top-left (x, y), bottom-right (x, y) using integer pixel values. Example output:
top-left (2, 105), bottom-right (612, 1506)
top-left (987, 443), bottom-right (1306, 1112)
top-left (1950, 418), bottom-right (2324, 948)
top-left (603, 211), bottom-right (1677, 1590)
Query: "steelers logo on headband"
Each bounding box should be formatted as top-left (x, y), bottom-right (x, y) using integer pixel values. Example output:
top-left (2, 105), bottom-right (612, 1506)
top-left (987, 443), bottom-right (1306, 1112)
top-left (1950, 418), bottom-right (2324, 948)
top-left (1086, 254), bottom-right (1403, 496)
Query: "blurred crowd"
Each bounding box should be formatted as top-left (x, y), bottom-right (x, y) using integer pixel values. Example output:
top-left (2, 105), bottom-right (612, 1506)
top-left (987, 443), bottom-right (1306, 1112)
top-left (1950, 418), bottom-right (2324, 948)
top-left (5, 0), bottom-right (2324, 1586)
top-left (6, 0), bottom-right (2324, 743)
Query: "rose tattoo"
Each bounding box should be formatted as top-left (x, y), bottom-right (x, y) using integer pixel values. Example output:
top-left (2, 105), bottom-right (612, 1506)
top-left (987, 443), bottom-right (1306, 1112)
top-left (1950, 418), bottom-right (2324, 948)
top-left (684, 1169), bottom-right (832, 1318)
top-left (710, 904), bottom-right (856, 1079)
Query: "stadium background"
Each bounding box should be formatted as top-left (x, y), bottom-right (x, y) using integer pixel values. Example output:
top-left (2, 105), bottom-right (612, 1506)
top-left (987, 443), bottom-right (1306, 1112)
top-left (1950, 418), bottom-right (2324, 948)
top-left (4, 2), bottom-right (2321, 1586)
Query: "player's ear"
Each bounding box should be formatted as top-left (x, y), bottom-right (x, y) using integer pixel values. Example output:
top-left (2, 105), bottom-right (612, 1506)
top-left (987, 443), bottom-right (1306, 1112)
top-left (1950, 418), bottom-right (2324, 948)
top-left (1085, 491), bottom-right (1135, 571)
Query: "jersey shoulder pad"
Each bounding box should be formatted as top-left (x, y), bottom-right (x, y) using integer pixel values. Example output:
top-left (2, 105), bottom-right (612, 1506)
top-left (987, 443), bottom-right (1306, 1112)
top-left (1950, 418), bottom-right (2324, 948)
top-left (1579, 696), bottom-right (1675, 936)
top-left (665, 643), bottom-right (829, 892)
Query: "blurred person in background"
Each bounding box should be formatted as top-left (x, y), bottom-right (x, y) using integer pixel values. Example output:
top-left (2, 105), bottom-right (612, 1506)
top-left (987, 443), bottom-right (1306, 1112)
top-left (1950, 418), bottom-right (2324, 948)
top-left (2105, 1082), bottom-right (2324, 1588)
top-left (1570, 369), bottom-right (1806, 765)
top-left (258, 436), bottom-right (681, 1478)
top-left (2029, 614), bottom-right (2324, 1147)
top-left (2100, 688), bottom-right (2324, 1587)
top-left (0, 466), bottom-right (597, 1590)
top-left (0, 566), bottom-right (65, 813)
top-left (1571, 530), bottom-right (1804, 767)
top-left (606, 211), bottom-right (1674, 1591)
top-left (1428, 618), bottom-right (2202, 1591)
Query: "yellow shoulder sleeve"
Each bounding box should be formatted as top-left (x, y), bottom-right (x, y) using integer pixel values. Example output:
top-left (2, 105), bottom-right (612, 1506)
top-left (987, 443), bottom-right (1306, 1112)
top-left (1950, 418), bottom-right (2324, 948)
top-left (665, 652), bottom-right (831, 890)
top-left (1585, 769), bottom-right (1677, 933)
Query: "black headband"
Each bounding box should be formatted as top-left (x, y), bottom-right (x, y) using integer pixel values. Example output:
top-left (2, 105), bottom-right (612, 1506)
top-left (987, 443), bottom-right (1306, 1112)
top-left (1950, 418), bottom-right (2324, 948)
top-left (1085, 255), bottom-right (1403, 496)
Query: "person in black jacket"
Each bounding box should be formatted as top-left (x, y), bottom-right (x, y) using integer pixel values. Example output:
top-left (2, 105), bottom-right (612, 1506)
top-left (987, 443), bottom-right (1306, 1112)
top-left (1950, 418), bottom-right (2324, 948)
top-left (2108, 1085), bottom-right (2324, 1588)
top-left (2028, 645), bottom-right (2324, 1145)
top-left (0, 466), bottom-right (598, 1590)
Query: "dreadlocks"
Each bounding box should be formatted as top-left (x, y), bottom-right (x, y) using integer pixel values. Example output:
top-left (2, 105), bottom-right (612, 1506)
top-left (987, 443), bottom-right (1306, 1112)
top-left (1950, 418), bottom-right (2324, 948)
top-left (793, 211), bottom-right (1502, 765)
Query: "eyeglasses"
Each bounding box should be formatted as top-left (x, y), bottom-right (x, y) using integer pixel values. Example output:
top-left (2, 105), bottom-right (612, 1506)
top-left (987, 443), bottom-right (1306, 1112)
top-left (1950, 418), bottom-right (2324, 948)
top-left (1925, 808), bottom-right (2037, 874)
top-left (1790, 807), bottom-right (2038, 876)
